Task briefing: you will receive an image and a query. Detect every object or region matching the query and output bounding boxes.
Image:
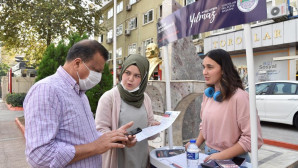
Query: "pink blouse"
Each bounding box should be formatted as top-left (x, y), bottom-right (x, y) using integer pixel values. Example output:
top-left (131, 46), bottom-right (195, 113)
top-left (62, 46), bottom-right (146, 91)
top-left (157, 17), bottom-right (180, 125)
top-left (200, 88), bottom-right (263, 152)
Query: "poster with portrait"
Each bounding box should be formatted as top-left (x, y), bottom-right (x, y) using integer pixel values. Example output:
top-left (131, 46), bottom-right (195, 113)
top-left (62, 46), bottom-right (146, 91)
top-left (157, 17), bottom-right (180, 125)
top-left (237, 65), bottom-right (248, 86)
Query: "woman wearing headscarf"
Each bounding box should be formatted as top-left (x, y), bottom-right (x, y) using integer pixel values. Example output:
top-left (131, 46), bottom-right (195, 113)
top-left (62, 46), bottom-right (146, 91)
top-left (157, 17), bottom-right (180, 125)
top-left (95, 54), bottom-right (160, 168)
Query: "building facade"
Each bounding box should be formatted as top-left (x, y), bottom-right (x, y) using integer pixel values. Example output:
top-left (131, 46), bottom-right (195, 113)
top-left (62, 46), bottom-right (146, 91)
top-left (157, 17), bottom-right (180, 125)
top-left (202, 0), bottom-right (298, 85)
top-left (98, 0), bottom-right (298, 82)
top-left (98, 0), bottom-right (196, 71)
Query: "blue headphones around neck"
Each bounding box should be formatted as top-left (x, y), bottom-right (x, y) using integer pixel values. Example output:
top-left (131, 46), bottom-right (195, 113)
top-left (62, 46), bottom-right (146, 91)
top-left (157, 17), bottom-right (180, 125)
top-left (204, 87), bottom-right (221, 102)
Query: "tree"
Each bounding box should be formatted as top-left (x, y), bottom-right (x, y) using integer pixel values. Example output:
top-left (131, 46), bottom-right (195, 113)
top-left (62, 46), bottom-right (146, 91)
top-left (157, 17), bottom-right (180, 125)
top-left (0, 0), bottom-right (105, 47)
top-left (0, 63), bottom-right (9, 98)
top-left (0, 46), bottom-right (16, 66)
top-left (0, 0), bottom-right (106, 67)
top-left (0, 63), bottom-right (9, 77)
top-left (35, 33), bottom-right (88, 82)
top-left (86, 63), bottom-right (113, 114)
top-left (35, 32), bottom-right (113, 115)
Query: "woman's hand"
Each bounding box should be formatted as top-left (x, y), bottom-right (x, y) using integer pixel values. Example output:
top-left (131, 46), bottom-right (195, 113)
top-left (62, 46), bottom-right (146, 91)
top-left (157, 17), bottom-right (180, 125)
top-left (204, 152), bottom-right (225, 162)
top-left (124, 135), bottom-right (137, 148)
top-left (184, 142), bottom-right (190, 150)
top-left (184, 141), bottom-right (200, 151)
top-left (151, 120), bottom-right (161, 126)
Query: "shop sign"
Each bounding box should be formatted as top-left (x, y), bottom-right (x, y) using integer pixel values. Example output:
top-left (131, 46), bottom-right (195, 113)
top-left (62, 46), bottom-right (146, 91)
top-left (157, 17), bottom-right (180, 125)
top-left (204, 19), bottom-right (298, 54)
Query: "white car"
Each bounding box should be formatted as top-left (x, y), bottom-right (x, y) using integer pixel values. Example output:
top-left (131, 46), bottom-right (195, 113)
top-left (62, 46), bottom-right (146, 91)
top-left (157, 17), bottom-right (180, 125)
top-left (246, 81), bottom-right (298, 129)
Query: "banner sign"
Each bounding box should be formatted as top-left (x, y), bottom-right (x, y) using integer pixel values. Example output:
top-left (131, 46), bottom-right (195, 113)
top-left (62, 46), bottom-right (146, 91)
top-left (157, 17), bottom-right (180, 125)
top-left (157, 0), bottom-right (267, 47)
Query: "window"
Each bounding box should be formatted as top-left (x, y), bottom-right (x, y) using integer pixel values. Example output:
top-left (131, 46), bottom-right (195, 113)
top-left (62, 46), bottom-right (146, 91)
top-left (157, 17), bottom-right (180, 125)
top-left (116, 24), bottom-right (123, 36)
top-left (129, 0), bottom-right (137, 5)
top-left (255, 83), bottom-right (271, 95)
top-left (98, 35), bottom-right (103, 43)
top-left (107, 29), bottom-right (113, 39)
top-left (127, 17), bottom-right (137, 30)
top-left (143, 10), bottom-right (153, 25)
top-left (108, 7), bottom-right (113, 19)
top-left (99, 16), bottom-right (104, 24)
top-left (108, 51), bottom-right (112, 60)
top-left (223, 26), bottom-right (234, 31)
top-left (102, 0), bottom-right (112, 6)
top-left (185, 0), bottom-right (197, 5)
top-left (128, 43), bottom-right (137, 55)
top-left (211, 28), bottom-right (223, 34)
top-left (273, 83), bottom-right (297, 95)
top-left (159, 5), bottom-right (162, 18)
top-left (143, 38), bottom-right (153, 55)
top-left (117, 1), bottom-right (123, 14)
top-left (211, 26), bottom-right (235, 35)
top-left (117, 48), bottom-right (122, 58)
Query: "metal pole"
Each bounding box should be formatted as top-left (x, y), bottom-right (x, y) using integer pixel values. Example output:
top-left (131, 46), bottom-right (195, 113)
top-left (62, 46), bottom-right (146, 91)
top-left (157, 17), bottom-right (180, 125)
top-left (243, 24), bottom-right (258, 168)
top-left (9, 68), bottom-right (12, 94)
top-left (113, 0), bottom-right (117, 86)
top-left (163, 45), bottom-right (173, 149)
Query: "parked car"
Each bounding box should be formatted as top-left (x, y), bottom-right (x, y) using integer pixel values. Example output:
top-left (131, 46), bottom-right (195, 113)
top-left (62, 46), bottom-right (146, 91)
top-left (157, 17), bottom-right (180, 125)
top-left (246, 81), bottom-right (298, 128)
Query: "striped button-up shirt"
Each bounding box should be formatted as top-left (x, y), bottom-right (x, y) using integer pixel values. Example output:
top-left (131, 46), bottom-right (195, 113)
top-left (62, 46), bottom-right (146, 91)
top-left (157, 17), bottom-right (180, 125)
top-left (24, 66), bottom-right (102, 168)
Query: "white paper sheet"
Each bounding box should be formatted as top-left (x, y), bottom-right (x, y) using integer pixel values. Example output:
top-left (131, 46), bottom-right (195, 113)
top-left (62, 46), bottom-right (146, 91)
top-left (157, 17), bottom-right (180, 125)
top-left (136, 111), bottom-right (180, 142)
top-left (158, 152), bottom-right (208, 168)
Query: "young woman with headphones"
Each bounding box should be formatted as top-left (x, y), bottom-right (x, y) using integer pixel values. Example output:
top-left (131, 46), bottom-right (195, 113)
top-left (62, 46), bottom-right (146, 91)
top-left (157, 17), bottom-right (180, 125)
top-left (187, 49), bottom-right (263, 163)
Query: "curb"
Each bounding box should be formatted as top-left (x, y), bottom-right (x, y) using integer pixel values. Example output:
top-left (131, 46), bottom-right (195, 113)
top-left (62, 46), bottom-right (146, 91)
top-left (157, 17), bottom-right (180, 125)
top-left (15, 117), bottom-right (25, 137)
top-left (263, 138), bottom-right (298, 151)
top-left (6, 103), bottom-right (24, 111)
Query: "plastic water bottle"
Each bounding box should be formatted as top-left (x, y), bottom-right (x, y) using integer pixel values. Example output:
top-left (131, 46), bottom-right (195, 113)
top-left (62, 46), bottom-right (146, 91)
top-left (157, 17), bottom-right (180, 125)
top-left (187, 139), bottom-right (200, 168)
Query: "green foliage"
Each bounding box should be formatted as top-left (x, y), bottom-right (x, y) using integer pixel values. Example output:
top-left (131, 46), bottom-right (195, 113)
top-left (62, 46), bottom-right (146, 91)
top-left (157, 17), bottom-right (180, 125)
top-left (0, 63), bottom-right (9, 97)
top-left (0, 63), bottom-right (9, 76)
top-left (0, 0), bottom-right (106, 67)
top-left (0, 0), bottom-right (105, 47)
top-left (6, 93), bottom-right (27, 107)
top-left (86, 63), bottom-right (113, 114)
top-left (35, 33), bottom-right (88, 82)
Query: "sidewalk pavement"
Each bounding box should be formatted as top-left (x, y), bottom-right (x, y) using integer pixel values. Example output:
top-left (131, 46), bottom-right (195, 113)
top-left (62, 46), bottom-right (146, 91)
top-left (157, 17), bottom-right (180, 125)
top-left (0, 99), bottom-right (29, 168)
top-left (0, 98), bottom-right (297, 168)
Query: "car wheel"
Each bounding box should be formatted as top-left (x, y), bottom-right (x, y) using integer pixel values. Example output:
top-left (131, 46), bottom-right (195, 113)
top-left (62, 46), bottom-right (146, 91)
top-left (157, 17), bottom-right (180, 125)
top-left (294, 114), bottom-right (298, 129)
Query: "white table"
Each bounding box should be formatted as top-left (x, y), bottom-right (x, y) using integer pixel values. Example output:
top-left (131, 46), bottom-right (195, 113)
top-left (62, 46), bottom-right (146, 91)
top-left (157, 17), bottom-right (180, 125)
top-left (150, 146), bottom-right (252, 168)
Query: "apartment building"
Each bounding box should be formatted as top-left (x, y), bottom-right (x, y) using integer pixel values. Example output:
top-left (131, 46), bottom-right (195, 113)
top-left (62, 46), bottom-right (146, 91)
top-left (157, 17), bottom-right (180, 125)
top-left (98, 0), bottom-right (298, 82)
top-left (97, 0), bottom-right (197, 71)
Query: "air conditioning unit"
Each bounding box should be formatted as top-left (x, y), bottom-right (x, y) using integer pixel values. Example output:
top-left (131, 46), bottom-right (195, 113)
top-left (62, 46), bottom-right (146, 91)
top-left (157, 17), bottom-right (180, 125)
top-left (125, 29), bottom-right (131, 36)
top-left (268, 3), bottom-right (290, 20)
top-left (106, 38), bottom-right (113, 44)
top-left (117, 59), bottom-right (123, 64)
top-left (126, 4), bottom-right (132, 11)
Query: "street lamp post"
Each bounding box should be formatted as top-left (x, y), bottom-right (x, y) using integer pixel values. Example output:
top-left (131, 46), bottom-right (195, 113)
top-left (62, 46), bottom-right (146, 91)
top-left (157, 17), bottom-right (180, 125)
top-left (113, 0), bottom-right (117, 86)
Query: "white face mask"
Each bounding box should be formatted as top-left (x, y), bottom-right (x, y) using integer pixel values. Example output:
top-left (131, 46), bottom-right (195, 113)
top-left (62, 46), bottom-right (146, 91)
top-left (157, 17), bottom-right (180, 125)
top-left (77, 62), bottom-right (102, 90)
top-left (120, 81), bottom-right (139, 93)
top-left (120, 71), bottom-right (147, 93)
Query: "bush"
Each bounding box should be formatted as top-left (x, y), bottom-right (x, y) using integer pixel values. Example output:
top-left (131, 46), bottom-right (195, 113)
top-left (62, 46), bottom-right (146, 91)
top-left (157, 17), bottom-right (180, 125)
top-left (6, 93), bottom-right (26, 107)
top-left (35, 33), bottom-right (88, 82)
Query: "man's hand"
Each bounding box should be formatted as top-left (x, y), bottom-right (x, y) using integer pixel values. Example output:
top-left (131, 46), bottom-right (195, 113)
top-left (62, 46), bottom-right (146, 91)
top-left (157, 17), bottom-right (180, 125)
top-left (70, 122), bottom-right (134, 164)
top-left (124, 135), bottom-right (137, 148)
top-left (118, 121), bottom-right (134, 134)
top-left (92, 121), bottom-right (134, 154)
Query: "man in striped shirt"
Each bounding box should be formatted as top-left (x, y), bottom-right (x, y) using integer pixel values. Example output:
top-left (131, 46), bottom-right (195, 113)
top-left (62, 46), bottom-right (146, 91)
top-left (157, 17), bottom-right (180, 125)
top-left (24, 40), bottom-right (132, 168)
